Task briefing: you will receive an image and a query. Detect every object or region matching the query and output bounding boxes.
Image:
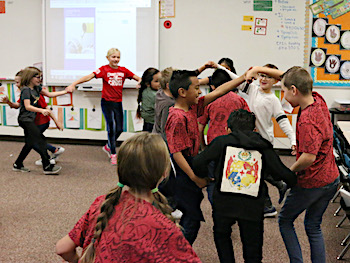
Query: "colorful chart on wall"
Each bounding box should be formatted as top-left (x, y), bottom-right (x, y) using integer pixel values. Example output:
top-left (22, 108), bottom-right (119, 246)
top-left (310, 0), bottom-right (350, 87)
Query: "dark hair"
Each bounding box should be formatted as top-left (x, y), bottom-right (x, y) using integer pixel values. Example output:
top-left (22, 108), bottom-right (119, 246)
top-left (218, 58), bottom-right (236, 74)
top-left (263, 63), bottom-right (278, 70)
top-left (227, 109), bottom-right (255, 132)
top-left (281, 66), bottom-right (313, 95)
top-left (169, 70), bottom-right (197, 98)
top-left (211, 69), bottom-right (231, 88)
top-left (137, 67), bottom-right (159, 118)
top-left (15, 70), bottom-right (23, 77)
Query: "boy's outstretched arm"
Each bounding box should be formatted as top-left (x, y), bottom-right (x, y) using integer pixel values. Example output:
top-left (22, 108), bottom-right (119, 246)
top-left (173, 152), bottom-right (208, 188)
top-left (203, 74), bottom-right (246, 106)
top-left (246, 66), bottom-right (284, 82)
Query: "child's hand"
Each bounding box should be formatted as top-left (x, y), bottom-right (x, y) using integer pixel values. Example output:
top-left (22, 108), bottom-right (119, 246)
top-left (0, 96), bottom-right (10, 103)
top-left (245, 67), bottom-right (258, 83)
top-left (192, 176), bottom-right (208, 188)
top-left (66, 85), bottom-right (75, 93)
top-left (291, 145), bottom-right (296, 155)
top-left (42, 109), bottom-right (50, 116)
top-left (136, 80), bottom-right (141, 89)
top-left (205, 61), bottom-right (216, 69)
top-left (57, 122), bottom-right (64, 131)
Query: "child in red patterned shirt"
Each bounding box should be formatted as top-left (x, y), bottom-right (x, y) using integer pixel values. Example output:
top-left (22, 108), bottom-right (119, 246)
top-left (165, 69), bottom-right (247, 244)
top-left (56, 132), bottom-right (201, 263)
top-left (247, 65), bottom-right (339, 263)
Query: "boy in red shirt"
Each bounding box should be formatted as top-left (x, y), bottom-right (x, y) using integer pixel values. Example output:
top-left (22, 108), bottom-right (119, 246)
top-left (165, 70), bottom-right (247, 244)
top-left (247, 66), bottom-right (339, 263)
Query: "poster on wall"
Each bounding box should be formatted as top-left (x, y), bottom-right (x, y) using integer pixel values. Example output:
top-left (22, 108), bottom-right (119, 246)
top-left (310, 0), bottom-right (350, 87)
top-left (86, 108), bottom-right (102, 130)
top-left (64, 107), bottom-right (81, 129)
top-left (0, 83), bottom-right (9, 101)
top-left (4, 106), bottom-right (19, 126)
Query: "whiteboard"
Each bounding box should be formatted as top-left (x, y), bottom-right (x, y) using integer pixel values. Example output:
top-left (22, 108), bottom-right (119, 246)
top-left (0, 0), bottom-right (42, 79)
top-left (43, 0), bottom-right (159, 87)
top-left (159, 0), bottom-right (310, 76)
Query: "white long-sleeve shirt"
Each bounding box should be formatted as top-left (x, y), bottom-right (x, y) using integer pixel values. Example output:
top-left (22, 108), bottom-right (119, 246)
top-left (217, 64), bottom-right (296, 146)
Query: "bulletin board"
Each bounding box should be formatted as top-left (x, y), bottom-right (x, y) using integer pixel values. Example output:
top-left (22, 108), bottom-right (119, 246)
top-left (309, 0), bottom-right (350, 87)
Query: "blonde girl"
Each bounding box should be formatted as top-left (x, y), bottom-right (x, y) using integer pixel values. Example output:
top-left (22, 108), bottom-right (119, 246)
top-left (56, 133), bottom-right (201, 263)
top-left (66, 48), bottom-right (141, 165)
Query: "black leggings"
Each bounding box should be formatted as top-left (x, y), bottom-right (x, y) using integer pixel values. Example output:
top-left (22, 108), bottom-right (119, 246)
top-left (15, 121), bottom-right (50, 169)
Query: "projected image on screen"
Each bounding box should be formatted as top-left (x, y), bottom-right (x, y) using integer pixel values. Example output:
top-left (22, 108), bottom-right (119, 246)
top-left (44, 0), bottom-right (157, 86)
top-left (65, 16), bottom-right (95, 58)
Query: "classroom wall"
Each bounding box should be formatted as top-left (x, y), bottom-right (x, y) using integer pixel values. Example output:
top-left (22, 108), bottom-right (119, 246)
top-left (1, 0), bottom-right (350, 144)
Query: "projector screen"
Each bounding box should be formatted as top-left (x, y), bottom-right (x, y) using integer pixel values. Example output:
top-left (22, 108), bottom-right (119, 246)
top-left (43, 0), bottom-right (159, 87)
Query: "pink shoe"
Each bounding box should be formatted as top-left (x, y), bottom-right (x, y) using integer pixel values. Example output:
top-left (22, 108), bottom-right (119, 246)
top-left (110, 154), bottom-right (117, 165)
top-left (102, 144), bottom-right (111, 157)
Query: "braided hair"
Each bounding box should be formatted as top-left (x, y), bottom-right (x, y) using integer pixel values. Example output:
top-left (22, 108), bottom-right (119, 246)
top-left (80, 132), bottom-right (173, 263)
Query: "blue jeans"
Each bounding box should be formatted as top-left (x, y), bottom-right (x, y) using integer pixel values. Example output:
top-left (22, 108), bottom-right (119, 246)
top-left (101, 99), bottom-right (123, 155)
top-left (278, 177), bottom-right (339, 263)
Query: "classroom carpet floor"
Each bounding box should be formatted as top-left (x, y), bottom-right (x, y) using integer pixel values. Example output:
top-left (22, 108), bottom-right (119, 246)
top-left (0, 139), bottom-right (349, 263)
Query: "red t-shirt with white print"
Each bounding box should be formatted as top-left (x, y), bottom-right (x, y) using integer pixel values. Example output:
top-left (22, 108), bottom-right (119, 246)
top-left (198, 92), bottom-right (250, 145)
top-left (94, 65), bottom-right (134, 102)
top-left (165, 97), bottom-right (205, 157)
top-left (296, 92), bottom-right (339, 188)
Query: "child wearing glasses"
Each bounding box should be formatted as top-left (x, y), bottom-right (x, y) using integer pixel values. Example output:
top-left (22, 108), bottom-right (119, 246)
top-left (12, 67), bottom-right (68, 174)
top-left (243, 64), bottom-right (296, 216)
top-left (218, 63), bottom-right (296, 217)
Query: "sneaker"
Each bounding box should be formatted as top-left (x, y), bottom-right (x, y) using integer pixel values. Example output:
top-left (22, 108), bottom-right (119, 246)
top-left (171, 209), bottom-right (183, 220)
top-left (103, 144), bottom-right (111, 157)
top-left (264, 206), bottom-right (278, 217)
top-left (44, 165), bottom-right (62, 175)
top-left (51, 147), bottom-right (65, 159)
top-left (110, 154), bottom-right (117, 165)
top-left (35, 158), bottom-right (56, 166)
top-left (278, 182), bottom-right (288, 204)
top-left (13, 163), bottom-right (30, 172)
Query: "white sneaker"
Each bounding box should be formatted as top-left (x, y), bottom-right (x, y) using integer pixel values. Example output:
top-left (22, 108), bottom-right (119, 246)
top-left (35, 158), bottom-right (56, 166)
top-left (171, 209), bottom-right (183, 220)
top-left (52, 147), bottom-right (65, 159)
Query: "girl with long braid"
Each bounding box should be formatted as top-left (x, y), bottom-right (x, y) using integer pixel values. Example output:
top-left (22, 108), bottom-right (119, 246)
top-left (56, 133), bottom-right (201, 263)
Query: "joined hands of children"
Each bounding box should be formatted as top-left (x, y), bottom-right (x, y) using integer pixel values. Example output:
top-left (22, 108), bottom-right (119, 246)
top-left (204, 61), bottom-right (217, 69)
top-left (291, 145), bottom-right (297, 156)
top-left (192, 176), bottom-right (214, 189)
top-left (65, 85), bottom-right (75, 93)
top-left (244, 66), bottom-right (257, 83)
